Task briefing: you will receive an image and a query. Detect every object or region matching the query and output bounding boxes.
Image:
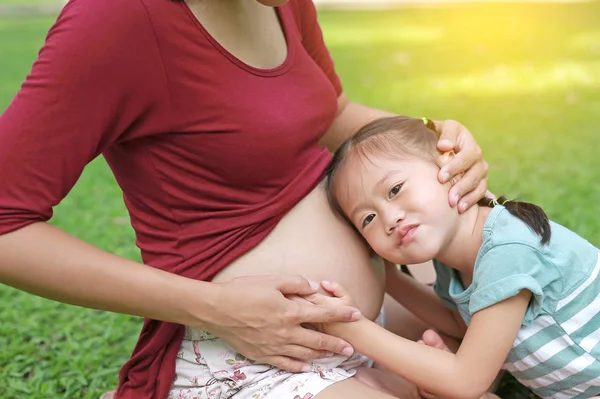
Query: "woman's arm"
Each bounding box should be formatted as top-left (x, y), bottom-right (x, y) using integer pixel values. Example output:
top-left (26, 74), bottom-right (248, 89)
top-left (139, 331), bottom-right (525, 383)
top-left (320, 93), bottom-right (488, 210)
top-left (0, 222), bottom-right (360, 372)
top-left (327, 290), bottom-right (530, 399)
top-left (385, 262), bottom-right (466, 339)
top-left (0, 222), bottom-right (213, 325)
top-left (318, 93), bottom-right (395, 151)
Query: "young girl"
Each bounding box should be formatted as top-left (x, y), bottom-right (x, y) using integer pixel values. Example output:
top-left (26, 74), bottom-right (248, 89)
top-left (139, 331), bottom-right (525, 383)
top-left (311, 116), bottom-right (600, 399)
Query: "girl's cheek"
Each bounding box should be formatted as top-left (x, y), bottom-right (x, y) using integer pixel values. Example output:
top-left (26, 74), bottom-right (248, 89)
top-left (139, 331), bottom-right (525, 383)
top-left (362, 234), bottom-right (374, 248)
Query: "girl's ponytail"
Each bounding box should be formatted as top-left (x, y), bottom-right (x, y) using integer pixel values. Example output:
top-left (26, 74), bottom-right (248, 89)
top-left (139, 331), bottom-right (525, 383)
top-left (478, 196), bottom-right (551, 244)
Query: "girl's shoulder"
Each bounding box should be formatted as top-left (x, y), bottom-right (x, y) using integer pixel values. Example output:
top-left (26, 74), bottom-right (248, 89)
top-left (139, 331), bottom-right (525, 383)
top-left (483, 206), bottom-right (597, 257)
top-left (478, 207), bottom-right (599, 317)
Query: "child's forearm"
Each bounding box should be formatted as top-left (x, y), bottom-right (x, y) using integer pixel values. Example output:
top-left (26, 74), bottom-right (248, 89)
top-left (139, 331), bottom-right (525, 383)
top-left (328, 318), bottom-right (490, 399)
top-left (387, 266), bottom-right (465, 338)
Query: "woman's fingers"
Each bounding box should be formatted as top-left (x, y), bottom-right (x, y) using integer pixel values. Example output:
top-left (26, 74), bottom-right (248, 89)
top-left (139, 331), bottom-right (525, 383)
top-left (294, 327), bottom-right (354, 356)
top-left (295, 300), bottom-right (360, 324)
top-left (434, 119), bottom-right (488, 210)
top-left (256, 328), bottom-right (352, 372)
top-left (450, 170), bottom-right (488, 213)
top-left (485, 189), bottom-right (497, 200)
top-left (434, 119), bottom-right (460, 152)
top-left (208, 275), bottom-right (360, 370)
top-left (280, 342), bottom-right (335, 360)
top-left (275, 274), bottom-right (320, 295)
top-left (444, 156), bottom-right (488, 209)
top-left (262, 355), bottom-right (312, 373)
top-left (287, 294), bottom-right (314, 305)
top-left (419, 388), bottom-right (439, 399)
top-left (440, 142), bottom-right (484, 185)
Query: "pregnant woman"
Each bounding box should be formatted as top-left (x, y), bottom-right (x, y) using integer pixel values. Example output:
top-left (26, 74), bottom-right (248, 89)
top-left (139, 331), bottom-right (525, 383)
top-left (0, 0), bottom-right (488, 398)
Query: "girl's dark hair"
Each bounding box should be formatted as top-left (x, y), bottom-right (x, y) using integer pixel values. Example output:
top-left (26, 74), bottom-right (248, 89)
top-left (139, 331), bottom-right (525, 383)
top-left (477, 195), bottom-right (551, 244)
top-left (325, 116), bottom-right (552, 245)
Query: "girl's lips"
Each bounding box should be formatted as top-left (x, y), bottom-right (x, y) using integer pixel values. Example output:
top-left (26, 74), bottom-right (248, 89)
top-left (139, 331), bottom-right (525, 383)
top-left (401, 225), bottom-right (418, 245)
top-left (395, 224), bottom-right (419, 246)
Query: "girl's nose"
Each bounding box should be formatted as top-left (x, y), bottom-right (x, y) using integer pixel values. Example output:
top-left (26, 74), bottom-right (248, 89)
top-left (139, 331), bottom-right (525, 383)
top-left (385, 208), bottom-right (405, 234)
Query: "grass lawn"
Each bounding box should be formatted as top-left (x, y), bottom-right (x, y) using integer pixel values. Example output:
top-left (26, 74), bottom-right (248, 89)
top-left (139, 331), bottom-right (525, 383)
top-left (1, 2), bottom-right (600, 398)
top-left (0, 0), bottom-right (61, 6)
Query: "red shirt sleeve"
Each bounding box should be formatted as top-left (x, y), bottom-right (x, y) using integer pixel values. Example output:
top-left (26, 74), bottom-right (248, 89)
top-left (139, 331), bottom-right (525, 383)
top-left (0, 0), bottom-right (169, 235)
top-left (290, 0), bottom-right (343, 96)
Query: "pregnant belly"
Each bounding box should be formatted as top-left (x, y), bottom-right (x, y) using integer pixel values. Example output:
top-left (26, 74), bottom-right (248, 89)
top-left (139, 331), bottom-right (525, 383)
top-left (212, 183), bottom-right (386, 321)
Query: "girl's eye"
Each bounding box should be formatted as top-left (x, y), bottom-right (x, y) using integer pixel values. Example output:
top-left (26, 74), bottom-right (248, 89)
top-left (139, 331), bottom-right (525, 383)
top-left (388, 183), bottom-right (403, 199)
top-left (362, 214), bottom-right (375, 228)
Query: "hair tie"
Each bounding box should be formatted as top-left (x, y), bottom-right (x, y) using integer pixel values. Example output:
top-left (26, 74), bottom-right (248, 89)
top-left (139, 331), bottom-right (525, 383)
top-left (421, 117), bottom-right (437, 132)
top-left (489, 198), bottom-right (510, 207)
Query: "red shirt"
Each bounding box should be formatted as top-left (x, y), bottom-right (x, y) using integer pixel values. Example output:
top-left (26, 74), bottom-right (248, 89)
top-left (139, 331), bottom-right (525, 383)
top-left (0, 0), bottom-right (342, 397)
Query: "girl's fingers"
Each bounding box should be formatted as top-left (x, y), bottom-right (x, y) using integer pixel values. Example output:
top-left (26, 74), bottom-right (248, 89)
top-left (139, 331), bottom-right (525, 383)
top-left (321, 280), bottom-right (347, 298)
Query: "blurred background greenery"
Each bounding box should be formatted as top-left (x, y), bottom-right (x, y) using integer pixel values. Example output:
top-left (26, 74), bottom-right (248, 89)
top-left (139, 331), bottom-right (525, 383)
top-left (1, 1), bottom-right (599, 398)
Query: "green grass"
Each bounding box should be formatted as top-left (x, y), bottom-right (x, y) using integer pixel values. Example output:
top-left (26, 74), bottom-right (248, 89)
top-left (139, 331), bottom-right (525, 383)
top-left (0, 0), bottom-right (61, 6)
top-left (1, 2), bottom-right (600, 398)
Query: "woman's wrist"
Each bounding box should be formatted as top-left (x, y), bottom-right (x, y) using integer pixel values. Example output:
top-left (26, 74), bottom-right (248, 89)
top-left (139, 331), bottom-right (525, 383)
top-left (175, 276), bottom-right (223, 330)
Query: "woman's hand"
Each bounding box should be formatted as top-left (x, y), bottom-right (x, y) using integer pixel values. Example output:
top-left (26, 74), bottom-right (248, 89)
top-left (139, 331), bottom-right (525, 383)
top-left (434, 119), bottom-right (488, 213)
top-left (202, 275), bottom-right (360, 372)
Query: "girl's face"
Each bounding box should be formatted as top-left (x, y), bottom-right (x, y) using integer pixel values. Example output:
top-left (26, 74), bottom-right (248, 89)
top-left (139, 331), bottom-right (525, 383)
top-left (335, 151), bottom-right (461, 265)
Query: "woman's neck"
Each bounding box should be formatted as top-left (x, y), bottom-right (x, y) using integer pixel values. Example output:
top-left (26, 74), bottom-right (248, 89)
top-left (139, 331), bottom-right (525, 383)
top-left (435, 204), bottom-right (492, 284)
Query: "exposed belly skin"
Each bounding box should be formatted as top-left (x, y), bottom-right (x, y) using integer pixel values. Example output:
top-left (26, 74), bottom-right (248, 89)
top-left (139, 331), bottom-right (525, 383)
top-left (213, 184), bottom-right (385, 321)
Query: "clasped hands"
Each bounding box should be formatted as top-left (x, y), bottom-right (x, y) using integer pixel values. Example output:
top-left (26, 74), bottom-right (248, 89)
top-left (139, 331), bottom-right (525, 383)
top-left (287, 280), bottom-right (359, 335)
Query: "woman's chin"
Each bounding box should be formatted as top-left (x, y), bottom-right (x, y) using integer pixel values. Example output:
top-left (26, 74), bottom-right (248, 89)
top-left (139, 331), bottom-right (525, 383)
top-left (255, 0), bottom-right (290, 6)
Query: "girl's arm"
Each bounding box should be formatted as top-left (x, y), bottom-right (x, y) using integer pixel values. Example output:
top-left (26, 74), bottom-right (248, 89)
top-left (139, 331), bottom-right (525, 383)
top-left (327, 290), bottom-right (531, 399)
top-left (385, 262), bottom-right (466, 339)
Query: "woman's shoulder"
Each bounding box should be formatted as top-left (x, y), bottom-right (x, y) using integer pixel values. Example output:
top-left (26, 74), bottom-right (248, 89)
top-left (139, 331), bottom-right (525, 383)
top-left (284, 0), bottom-right (319, 31)
top-left (59, 0), bottom-right (150, 25)
top-left (53, 0), bottom-right (168, 42)
top-left (41, 0), bottom-right (171, 74)
top-left (285, 0), bottom-right (317, 13)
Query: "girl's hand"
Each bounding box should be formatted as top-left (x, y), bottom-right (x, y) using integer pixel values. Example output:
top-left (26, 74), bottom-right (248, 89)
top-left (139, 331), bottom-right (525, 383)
top-left (434, 119), bottom-right (488, 213)
top-left (204, 275), bottom-right (360, 372)
top-left (301, 280), bottom-right (357, 308)
top-left (298, 281), bottom-right (358, 334)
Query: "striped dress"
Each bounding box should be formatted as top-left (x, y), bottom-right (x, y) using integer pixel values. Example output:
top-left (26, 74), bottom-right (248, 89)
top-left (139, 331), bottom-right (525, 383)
top-left (434, 206), bottom-right (600, 398)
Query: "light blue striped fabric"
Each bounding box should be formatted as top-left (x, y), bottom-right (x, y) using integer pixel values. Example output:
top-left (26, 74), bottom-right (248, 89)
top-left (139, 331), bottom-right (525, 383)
top-left (434, 206), bottom-right (600, 398)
